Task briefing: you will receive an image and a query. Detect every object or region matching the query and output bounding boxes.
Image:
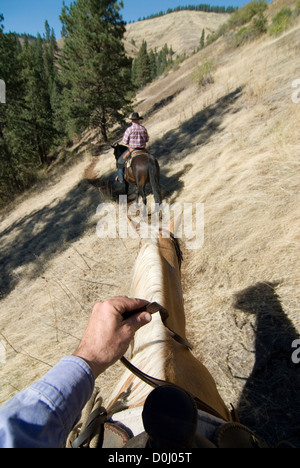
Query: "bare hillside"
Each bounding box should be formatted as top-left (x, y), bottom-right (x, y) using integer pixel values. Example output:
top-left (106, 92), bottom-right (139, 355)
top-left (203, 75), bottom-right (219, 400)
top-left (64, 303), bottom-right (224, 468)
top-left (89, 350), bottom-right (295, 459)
top-left (124, 10), bottom-right (229, 56)
top-left (57, 10), bottom-right (229, 56)
top-left (0, 2), bottom-right (300, 447)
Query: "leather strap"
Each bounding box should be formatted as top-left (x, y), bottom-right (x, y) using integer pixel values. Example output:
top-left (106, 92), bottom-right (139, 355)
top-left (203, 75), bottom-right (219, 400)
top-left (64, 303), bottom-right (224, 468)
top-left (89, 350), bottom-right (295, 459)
top-left (71, 398), bottom-right (128, 448)
top-left (120, 356), bottom-right (227, 421)
top-left (122, 302), bottom-right (193, 350)
top-left (71, 407), bottom-right (107, 448)
top-left (72, 302), bottom-right (230, 448)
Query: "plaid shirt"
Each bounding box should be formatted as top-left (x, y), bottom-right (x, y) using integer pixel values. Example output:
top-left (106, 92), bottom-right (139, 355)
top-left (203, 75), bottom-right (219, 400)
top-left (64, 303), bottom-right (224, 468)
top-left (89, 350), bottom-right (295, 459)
top-left (122, 122), bottom-right (149, 149)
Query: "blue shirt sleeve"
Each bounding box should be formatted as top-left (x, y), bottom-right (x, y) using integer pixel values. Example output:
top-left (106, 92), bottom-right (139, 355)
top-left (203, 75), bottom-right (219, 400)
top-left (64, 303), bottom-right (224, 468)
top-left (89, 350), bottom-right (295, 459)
top-left (0, 356), bottom-right (95, 448)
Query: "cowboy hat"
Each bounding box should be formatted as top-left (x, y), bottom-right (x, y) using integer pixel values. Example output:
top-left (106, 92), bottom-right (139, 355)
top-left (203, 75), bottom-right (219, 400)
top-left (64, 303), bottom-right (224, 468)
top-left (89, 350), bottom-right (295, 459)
top-left (130, 112), bottom-right (143, 120)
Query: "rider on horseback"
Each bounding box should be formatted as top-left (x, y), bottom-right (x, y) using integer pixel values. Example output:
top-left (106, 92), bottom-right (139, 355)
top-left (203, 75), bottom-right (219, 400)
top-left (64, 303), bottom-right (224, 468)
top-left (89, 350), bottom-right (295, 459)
top-left (116, 112), bottom-right (149, 183)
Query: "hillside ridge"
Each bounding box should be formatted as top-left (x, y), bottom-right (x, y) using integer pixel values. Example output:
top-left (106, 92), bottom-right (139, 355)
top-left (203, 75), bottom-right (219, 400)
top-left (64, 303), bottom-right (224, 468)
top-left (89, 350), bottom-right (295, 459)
top-left (124, 10), bottom-right (230, 56)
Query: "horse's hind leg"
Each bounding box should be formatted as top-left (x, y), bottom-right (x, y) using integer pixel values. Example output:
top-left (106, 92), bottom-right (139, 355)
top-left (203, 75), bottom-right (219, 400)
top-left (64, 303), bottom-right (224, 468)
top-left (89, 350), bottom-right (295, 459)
top-left (137, 185), bottom-right (146, 206)
top-left (135, 188), bottom-right (139, 205)
top-left (125, 181), bottom-right (129, 200)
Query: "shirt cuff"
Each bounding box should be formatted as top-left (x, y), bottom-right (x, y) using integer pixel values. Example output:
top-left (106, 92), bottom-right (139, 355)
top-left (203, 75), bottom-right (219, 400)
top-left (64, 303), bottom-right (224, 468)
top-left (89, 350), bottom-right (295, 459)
top-left (31, 356), bottom-right (95, 433)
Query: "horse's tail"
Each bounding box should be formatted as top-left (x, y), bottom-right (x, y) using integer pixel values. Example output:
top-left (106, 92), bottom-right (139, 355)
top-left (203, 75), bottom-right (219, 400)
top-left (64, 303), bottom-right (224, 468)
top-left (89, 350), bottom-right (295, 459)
top-left (148, 157), bottom-right (162, 205)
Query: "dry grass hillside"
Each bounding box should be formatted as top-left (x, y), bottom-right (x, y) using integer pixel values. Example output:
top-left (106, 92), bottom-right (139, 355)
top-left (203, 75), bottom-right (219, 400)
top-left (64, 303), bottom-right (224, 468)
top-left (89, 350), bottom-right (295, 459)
top-left (0, 0), bottom-right (300, 447)
top-left (56, 10), bottom-right (229, 55)
top-left (124, 10), bottom-right (230, 56)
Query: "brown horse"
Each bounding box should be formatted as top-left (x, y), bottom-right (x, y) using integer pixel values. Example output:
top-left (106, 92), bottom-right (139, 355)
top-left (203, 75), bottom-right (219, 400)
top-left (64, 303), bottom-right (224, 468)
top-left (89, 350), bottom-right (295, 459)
top-left (112, 144), bottom-right (162, 206)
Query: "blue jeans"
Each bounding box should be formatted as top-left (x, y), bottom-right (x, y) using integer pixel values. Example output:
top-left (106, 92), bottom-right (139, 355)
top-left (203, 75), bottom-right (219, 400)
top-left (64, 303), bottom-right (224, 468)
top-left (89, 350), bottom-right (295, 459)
top-left (117, 166), bottom-right (124, 182)
top-left (117, 149), bottom-right (131, 182)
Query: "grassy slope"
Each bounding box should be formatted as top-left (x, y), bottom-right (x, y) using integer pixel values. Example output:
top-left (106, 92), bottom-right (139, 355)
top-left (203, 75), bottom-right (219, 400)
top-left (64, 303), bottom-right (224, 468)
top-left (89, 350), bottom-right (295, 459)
top-left (124, 10), bottom-right (230, 56)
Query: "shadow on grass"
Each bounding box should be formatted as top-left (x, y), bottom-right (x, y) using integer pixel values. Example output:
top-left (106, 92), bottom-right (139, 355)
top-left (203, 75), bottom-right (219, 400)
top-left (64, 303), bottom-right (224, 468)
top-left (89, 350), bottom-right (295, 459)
top-left (0, 180), bottom-right (101, 300)
top-left (234, 282), bottom-right (300, 447)
top-left (149, 87), bottom-right (243, 166)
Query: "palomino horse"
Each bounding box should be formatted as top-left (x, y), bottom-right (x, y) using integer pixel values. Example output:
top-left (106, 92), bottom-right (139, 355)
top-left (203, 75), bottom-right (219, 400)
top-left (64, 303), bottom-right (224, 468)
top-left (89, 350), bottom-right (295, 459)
top-left (100, 227), bottom-right (233, 447)
top-left (112, 144), bottom-right (162, 206)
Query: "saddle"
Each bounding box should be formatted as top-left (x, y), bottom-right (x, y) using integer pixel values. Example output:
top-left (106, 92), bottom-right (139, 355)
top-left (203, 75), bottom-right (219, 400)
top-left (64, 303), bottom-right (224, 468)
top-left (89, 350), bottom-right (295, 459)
top-left (67, 303), bottom-right (269, 449)
top-left (123, 149), bottom-right (150, 169)
top-left (67, 386), bottom-right (269, 449)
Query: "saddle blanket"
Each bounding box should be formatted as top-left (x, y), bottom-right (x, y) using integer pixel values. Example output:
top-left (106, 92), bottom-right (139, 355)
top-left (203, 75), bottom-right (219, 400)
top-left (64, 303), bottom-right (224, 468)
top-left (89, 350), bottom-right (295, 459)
top-left (107, 406), bottom-right (224, 440)
top-left (124, 149), bottom-right (149, 168)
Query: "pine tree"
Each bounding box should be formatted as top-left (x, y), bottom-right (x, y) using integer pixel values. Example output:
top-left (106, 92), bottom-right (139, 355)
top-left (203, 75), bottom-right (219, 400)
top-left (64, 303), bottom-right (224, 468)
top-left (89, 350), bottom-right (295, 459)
top-left (43, 21), bottom-right (64, 137)
top-left (0, 15), bottom-right (64, 205)
top-left (59, 0), bottom-right (133, 142)
top-left (157, 48), bottom-right (168, 76)
top-left (43, 21), bottom-right (58, 97)
top-left (20, 35), bottom-right (56, 165)
top-left (135, 41), bottom-right (151, 88)
top-left (200, 29), bottom-right (205, 49)
top-left (131, 56), bottom-right (138, 87)
top-left (149, 49), bottom-right (157, 81)
top-left (0, 18), bottom-right (28, 198)
top-left (133, 42), bottom-right (175, 89)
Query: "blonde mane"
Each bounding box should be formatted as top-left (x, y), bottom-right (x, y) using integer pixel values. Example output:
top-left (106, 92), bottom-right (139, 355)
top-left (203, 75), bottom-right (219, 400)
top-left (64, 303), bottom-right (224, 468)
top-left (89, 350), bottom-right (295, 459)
top-left (106, 233), bottom-right (231, 423)
top-left (106, 237), bottom-right (174, 409)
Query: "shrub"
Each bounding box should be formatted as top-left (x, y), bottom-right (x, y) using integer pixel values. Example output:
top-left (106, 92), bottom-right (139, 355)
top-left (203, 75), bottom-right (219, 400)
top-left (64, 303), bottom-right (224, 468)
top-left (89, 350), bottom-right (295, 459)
top-left (252, 10), bottom-right (268, 35)
top-left (206, 0), bottom-right (268, 47)
top-left (234, 11), bottom-right (267, 46)
top-left (235, 26), bottom-right (252, 46)
top-left (268, 8), bottom-right (293, 36)
top-left (228, 0), bottom-right (268, 28)
top-left (192, 59), bottom-right (215, 87)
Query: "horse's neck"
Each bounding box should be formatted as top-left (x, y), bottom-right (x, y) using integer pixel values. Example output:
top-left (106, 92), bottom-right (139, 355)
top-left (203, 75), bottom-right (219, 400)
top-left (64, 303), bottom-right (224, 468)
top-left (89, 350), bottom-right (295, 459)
top-left (131, 236), bottom-right (186, 339)
top-left (106, 236), bottom-right (232, 422)
top-left (129, 239), bottom-right (172, 356)
top-left (106, 237), bottom-right (184, 409)
top-left (118, 145), bottom-right (127, 155)
top-left (157, 237), bottom-right (186, 337)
